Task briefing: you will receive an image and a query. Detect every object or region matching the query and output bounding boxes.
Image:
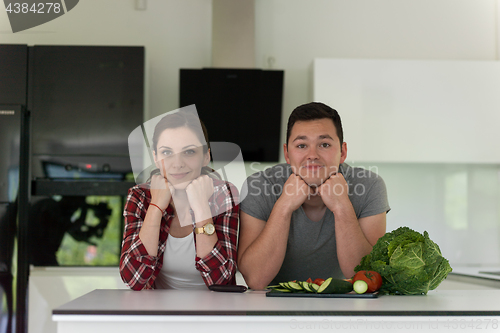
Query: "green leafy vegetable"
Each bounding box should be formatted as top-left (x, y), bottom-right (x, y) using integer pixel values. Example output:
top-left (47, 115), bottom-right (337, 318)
top-left (355, 226), bottom-right (452, 295)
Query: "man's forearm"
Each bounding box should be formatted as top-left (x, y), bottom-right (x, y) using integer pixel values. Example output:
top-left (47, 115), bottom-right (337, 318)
top-left (332, 202), bottom-right (374, 278)
top-left (239, 204), bottom-right (293, 289)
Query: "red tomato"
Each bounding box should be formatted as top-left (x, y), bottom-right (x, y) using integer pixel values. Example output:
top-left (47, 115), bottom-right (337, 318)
top-left (306, 278), bottom-right (313, 283)
top-left (313, 278), bottom-right (325, 286)
top-left (352, 271), bottom-right (382, 293)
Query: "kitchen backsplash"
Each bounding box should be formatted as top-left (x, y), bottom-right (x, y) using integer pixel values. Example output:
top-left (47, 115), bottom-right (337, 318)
top-left (349, 162), bottom-right (500, 267)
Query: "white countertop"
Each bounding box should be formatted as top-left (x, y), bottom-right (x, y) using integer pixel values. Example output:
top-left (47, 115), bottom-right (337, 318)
top-left (53, 288), bottom-right (500, 317)
top-left (449, 266), bottom-right (500, 281)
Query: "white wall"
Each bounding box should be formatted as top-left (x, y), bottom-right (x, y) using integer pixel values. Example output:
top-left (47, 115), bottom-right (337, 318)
top-left (254, 0), bottom-right (500, 161)
top-left (313, 58), bottom-right (500, 164)
top-left (2, 0), bottom-right (499, 161)
top-left (0, 0), bottom-right (213, 120)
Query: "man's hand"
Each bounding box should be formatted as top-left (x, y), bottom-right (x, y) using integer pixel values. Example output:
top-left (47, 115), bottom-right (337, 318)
top-left (317, 172), bottom-right (350, 212)
top-left (277, 173), bottom-right (314, 213)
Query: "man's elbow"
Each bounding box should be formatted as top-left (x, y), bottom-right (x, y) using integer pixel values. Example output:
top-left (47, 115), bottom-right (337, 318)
top-left (242, 274), bottom-right (268, 290)
top-left (238, 266), bottom-right (269, 290)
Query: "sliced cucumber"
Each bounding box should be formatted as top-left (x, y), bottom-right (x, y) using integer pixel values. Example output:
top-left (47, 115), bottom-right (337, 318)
top-left (274, 288), bottom-right (292, 292)
top-left (310, 283), bottom-right (320, 292)
top-left (273, 278), bottom-right (353, 294)
top-left (287, 281), bottom-right (303, 291)
top-left (353, 280), bottom-right (368, 294)
top-left (302, 283), bottom-right (313, 293)
top-left (266, 284), bottom-right (281, 289)
top-left (279, 282), bottom-right (289, 289)
top-left (317, 277), bottom-right (353, 294)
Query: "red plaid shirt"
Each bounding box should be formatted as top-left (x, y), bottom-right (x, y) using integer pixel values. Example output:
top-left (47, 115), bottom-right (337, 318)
top-left (120, 178), bottom-right (239, 290)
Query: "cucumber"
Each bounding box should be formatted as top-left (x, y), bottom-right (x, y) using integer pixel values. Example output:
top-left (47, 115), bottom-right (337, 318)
top-left (287, 281), bottom-right (303, 291)
top-left (279, 282), bottom-right (289, 289)
top-left (317, 277), bottom-right (354, 294)
top-left (274, 288), bottom-right (292, 292)
top-left (310, 283), bottom-right (320, 292)
top-left (302, 283), bottom-right (313, 293)
top-left (267, 285), bottom-right (281, 289)
top-left (353, 280), bottom-right (368, 294)
top-left (308, 283), bottom-right (317, 291)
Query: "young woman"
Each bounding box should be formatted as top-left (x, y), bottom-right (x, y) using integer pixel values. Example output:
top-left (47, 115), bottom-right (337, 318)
top-left (120, 110), bottom-right (239, 290)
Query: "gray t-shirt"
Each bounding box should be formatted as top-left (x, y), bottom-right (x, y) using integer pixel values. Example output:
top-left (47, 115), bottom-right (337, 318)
top-left (240, 163), bottom-right (390, 284)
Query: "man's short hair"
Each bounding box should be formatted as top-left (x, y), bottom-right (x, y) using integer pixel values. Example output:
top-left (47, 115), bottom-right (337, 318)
top-left (286, 102), bottom-right (344, 146)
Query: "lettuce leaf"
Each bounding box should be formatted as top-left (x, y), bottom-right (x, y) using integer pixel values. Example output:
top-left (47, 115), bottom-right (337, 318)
top-left (355, 227), bottom-right (452, 295)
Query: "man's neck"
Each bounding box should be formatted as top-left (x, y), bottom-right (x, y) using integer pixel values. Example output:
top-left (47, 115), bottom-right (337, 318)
top-left (301, 193), bottom-right (327, 222)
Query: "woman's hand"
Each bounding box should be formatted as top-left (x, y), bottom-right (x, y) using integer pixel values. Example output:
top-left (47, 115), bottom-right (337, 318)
top-left (186, 175), bottom-right (214, 222)
top-left (150, 162), bottom-right (174, 211)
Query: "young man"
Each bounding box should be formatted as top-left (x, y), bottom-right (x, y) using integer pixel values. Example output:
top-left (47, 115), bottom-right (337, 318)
top-left (238, 102), bottom-right (390, 289)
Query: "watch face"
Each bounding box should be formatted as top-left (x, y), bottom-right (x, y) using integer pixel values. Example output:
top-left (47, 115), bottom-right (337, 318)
top-left (204, 223), bottom-right (215, 235)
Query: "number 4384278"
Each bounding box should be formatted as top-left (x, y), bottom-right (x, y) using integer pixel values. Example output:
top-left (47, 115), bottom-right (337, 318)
top-left (5, 2), bottom-right (62, 14)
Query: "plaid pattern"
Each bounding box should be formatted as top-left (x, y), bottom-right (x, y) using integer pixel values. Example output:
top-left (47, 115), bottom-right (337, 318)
top-left (120, 179), bottom-right (239, 290)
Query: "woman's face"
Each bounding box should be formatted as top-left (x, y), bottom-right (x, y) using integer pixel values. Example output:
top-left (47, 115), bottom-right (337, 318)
top-left (153, 126), bottom-right (210, 190)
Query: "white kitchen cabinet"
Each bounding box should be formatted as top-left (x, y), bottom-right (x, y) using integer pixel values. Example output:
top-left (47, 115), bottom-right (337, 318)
top-left (312, 58), bottom-right (500, 163)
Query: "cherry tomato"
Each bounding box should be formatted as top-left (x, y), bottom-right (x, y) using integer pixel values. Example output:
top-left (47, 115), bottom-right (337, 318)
top-left (352, 271), bottom-right (382, 293)
top-left (306, 278), bottom-right (313, 283)
top-left (313, 278), bottom-right (325, 286)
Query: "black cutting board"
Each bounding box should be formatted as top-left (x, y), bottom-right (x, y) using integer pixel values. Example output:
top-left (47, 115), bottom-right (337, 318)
top-left (266, 290), bottom-right (379, 298)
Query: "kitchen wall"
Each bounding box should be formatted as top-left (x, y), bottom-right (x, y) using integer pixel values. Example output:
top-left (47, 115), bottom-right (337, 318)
top-left (254, 0), bottom-right (500, 158)
top-left (2, 0), bottom-right (499, 151)
top-left (4, 0), bottom-right (498, 124)
top-left (0, 0), bottom-right (213, 120)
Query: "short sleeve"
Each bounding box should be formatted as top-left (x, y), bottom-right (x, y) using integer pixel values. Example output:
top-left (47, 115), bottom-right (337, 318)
top-left (239, 172), bottom-right (277, 222)
top-left (356, 175), bottom-right (391, 219)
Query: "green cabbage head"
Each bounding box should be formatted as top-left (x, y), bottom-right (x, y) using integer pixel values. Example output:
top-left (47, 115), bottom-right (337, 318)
top-left (355, 226), bottom-right (453, 295)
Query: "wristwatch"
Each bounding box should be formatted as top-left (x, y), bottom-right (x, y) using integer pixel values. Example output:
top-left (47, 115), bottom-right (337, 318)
top-left (194, 223), bottom-right (215, 235)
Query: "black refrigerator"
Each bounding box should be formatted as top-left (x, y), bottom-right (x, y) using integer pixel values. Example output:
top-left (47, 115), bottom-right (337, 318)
top-left (0, 44), bottom-right (30, 333)
top-left (0, 44), bottom-right (144, 333)
top-left (0, 105), bottom-right (28, 333)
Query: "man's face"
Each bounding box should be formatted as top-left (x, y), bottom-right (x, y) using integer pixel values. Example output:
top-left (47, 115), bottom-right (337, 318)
top-left (284, 119), bottom-right (347, 187)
